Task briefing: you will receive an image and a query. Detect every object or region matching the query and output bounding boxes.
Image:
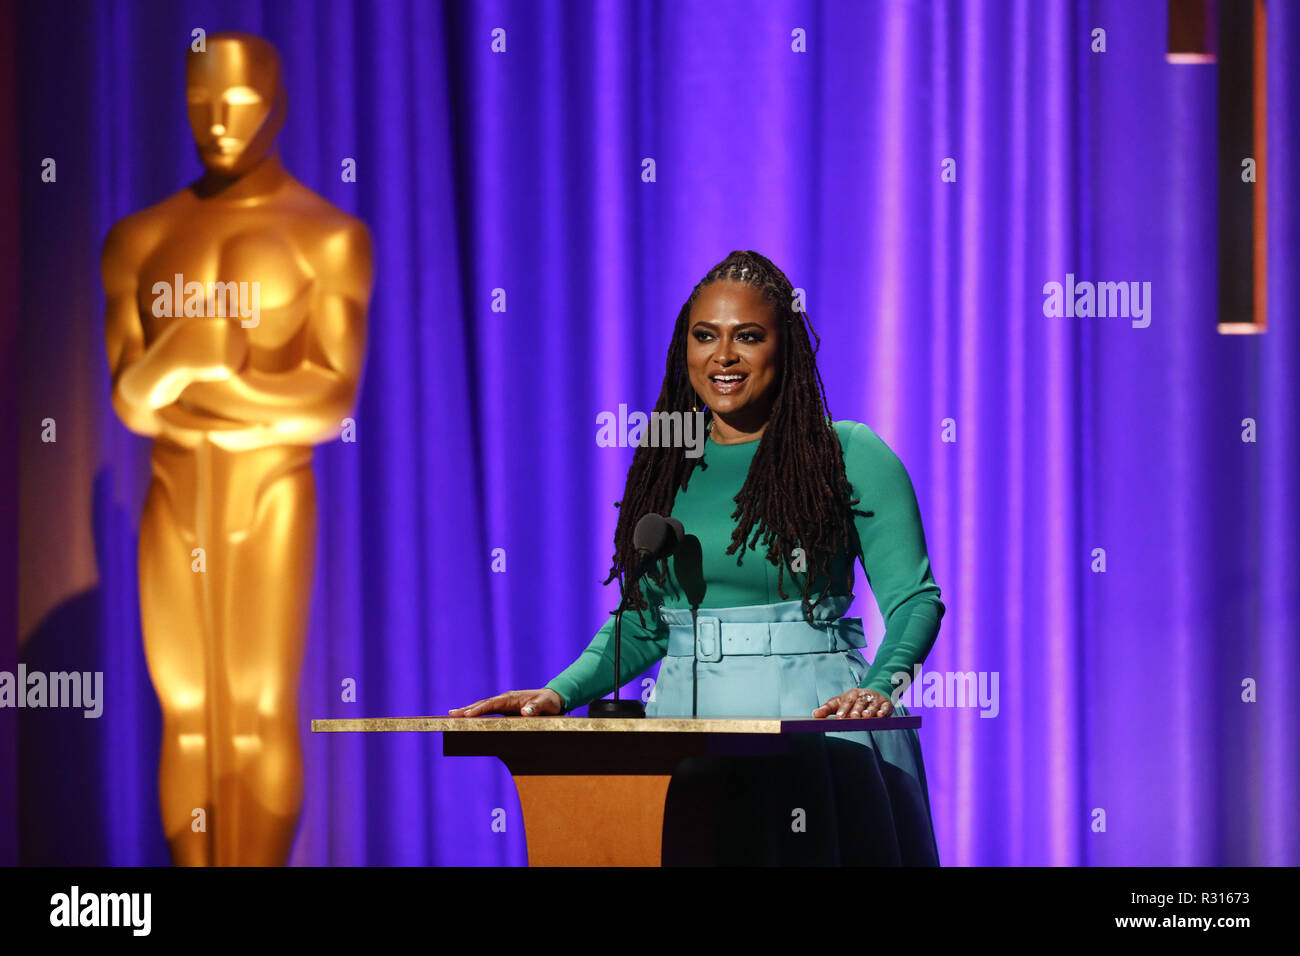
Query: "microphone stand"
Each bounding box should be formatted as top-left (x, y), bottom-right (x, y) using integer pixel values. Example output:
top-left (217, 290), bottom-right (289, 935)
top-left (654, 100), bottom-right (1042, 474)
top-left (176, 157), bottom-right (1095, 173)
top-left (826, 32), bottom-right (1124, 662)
top-left (589, 554), bottom-right (652, 718)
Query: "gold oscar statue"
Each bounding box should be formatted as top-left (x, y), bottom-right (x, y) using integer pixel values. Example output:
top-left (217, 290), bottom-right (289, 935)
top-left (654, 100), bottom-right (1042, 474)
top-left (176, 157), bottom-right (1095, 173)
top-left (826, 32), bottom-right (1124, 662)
top-left (101, 32), bottom-right (372, 865)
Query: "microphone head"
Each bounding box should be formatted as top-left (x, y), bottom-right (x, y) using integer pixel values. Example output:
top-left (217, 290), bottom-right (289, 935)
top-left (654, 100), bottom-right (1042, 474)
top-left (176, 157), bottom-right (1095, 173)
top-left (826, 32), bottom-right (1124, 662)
top-left (665, 517), bottom-right (685, 547)
top-left (633, 513), bottom-right (676, 559)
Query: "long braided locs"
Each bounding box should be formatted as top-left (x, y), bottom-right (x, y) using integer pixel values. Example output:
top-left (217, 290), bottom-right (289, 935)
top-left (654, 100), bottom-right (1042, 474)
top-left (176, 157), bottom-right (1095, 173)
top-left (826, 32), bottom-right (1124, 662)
top-left (605, 250), bottom-right (868, 623)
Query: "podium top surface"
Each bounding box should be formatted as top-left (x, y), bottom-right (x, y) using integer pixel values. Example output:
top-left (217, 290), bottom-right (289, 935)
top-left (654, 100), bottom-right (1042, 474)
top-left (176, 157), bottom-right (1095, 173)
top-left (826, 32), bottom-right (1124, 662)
top-left (311, 715), bottom-right (919, 734)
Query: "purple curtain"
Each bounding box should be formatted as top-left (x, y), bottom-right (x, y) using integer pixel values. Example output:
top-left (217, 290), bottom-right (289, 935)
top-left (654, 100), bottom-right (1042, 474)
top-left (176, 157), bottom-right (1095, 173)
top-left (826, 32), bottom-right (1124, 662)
top-left (8, 0), bottom-right (1297, 865)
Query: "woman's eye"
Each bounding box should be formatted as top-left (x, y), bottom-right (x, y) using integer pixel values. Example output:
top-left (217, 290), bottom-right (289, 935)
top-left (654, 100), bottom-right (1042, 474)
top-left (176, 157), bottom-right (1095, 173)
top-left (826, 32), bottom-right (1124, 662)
top-left (692, 330), bottom-right (762, 344)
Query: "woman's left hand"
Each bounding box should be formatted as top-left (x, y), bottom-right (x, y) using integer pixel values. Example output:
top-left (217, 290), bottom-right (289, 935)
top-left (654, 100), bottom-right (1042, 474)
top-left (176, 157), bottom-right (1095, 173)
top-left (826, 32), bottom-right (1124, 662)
top-left (813, 687), bottom-right (894, 719)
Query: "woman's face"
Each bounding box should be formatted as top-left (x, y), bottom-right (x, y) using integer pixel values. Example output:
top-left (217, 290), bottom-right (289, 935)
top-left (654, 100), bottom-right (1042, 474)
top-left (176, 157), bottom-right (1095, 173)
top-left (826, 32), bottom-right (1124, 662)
top-left (686, 279), bottom-right (782, 436)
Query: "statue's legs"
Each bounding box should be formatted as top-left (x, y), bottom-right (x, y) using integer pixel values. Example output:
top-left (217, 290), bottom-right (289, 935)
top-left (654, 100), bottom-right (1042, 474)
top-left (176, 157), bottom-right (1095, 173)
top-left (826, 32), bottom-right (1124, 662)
top-left (139, 478), bottom-right (213, 866)
top-left (217, 463), bottom-right (316, 866)
top-left (141, 442), bottom-right (316, 867)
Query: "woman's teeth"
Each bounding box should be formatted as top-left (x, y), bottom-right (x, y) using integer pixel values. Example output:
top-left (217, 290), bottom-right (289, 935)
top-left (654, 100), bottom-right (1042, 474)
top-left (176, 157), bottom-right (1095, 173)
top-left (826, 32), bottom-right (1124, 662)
top-left (710, 374), bottom-right (747, 394)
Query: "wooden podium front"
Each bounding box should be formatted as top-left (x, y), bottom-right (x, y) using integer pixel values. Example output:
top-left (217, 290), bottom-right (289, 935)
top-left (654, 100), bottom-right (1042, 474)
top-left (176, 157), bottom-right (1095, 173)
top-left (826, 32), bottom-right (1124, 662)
top-left (311, 714), bottom-right (921, 867)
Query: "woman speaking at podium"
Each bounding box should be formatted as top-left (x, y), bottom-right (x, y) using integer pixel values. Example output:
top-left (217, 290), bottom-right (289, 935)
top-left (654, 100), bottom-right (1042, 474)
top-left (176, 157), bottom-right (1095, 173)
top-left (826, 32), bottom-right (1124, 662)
top-left (451, 250), bottom-right (945, 866)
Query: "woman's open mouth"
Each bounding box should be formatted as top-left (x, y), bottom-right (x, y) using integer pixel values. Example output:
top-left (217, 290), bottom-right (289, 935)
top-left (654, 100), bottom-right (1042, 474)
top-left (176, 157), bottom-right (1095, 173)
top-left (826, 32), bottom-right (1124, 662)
top-left (709, 372), bottom-right (748, 395)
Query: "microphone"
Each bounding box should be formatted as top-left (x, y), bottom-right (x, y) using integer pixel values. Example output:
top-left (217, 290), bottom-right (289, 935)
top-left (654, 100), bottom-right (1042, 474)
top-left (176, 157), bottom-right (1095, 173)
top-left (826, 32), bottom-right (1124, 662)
top-left (591, 513), bottom-right (682, 719)
top-left (632, 513), bottom-right (681, 578)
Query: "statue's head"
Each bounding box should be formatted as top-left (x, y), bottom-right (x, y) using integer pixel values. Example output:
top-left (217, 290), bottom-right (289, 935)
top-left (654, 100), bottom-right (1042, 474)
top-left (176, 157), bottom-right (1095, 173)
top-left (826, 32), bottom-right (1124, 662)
top-left (185, 32), bottom-right (286, 176)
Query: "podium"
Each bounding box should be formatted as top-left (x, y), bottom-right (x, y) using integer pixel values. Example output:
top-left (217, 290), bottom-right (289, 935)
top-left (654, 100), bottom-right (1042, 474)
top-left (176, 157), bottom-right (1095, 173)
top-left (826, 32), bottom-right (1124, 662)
top-left (311, 714), bottom-right (921, 866)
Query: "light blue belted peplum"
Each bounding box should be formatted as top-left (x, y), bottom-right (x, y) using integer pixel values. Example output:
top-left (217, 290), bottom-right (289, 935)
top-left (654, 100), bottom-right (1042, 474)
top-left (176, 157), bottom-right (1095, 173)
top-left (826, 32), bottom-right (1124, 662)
top-left (645, 597), bottom-right (940, 866)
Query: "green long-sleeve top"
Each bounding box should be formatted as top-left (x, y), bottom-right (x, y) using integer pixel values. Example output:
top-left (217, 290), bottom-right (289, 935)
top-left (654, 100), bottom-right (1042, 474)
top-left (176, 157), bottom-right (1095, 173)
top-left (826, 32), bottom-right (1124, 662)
top-left (544, 419), bottom-right (945, 712)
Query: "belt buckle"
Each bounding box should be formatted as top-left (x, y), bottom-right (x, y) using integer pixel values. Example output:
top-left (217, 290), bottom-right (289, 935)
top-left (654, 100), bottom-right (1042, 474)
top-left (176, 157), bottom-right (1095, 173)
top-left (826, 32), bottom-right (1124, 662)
top-left (695, 617), bottom-right (722, 663)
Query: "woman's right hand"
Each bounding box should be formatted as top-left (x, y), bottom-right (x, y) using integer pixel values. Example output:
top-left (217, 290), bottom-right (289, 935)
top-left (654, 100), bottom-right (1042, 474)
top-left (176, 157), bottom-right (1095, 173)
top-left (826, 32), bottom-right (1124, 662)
top-left (448, 689), bottom-right (565, 718)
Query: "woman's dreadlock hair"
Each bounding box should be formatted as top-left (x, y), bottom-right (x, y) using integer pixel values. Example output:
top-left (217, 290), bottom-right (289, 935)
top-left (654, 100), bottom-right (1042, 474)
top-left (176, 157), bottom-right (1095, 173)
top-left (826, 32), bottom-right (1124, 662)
top-left (605, 250), bottom-right (868, 622)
